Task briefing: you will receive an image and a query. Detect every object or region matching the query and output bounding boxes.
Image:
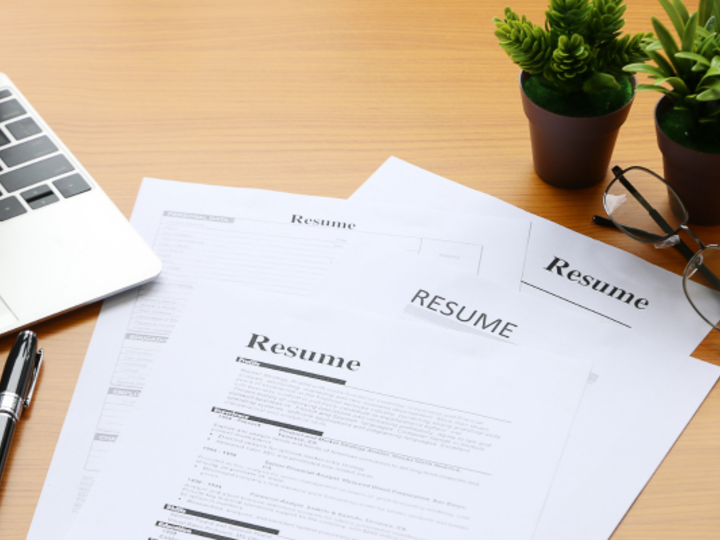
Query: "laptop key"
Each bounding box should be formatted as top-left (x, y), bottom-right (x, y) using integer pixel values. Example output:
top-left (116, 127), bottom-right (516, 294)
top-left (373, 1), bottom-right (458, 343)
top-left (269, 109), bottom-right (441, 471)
top-left (21, 184), bottom-right (59, 209)
top-left (7, 118), bottom-right (41, 141)
top-left (0, 154), bottom-right (74, 192)
top-left (0, 90), bottom-right (11, 100)
top-left (53, 174), bottom-right (91, 198)
top-left (0, 195), bottom-right (26, 221)
top-left (0, 135), bottom-right (58, 167)
top-left (0, 131), bottom-right (9, 147)
top-left (0, 99), bottom-right (26, 122)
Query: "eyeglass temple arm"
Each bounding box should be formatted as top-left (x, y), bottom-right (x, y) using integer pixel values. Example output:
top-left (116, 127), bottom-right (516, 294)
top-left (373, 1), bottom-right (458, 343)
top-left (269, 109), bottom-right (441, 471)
top-left (612, 166), bottom-right (678, 238)
top-left (594, 215), bottom-right (720, 292)
top-left (602, 167), bottom-right (720, 292)
top-left (592, 215), bottom-right (666, 242)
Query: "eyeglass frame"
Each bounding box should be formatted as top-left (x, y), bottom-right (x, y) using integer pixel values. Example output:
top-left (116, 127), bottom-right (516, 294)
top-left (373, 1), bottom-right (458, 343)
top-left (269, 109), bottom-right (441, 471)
top-left (598, 165), bottom-right (720, 332)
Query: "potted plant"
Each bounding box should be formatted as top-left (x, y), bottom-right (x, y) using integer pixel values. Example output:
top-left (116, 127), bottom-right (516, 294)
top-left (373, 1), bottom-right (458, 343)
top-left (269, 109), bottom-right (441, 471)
top-left (493, 0), bottom-right (651, 189)
top-left (624, 0), bottom-right (720, 225)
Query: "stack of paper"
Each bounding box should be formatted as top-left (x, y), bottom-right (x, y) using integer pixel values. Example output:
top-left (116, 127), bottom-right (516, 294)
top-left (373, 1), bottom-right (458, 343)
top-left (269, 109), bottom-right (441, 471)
top-left (28, 158), bottom-right (720, 540)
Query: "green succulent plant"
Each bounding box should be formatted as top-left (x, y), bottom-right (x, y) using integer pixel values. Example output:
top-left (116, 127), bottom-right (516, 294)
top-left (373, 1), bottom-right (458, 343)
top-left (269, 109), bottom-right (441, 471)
top-left (624, 0), bottom-right (720, 130)
top-left (494, 0), bottom-right (652, 95)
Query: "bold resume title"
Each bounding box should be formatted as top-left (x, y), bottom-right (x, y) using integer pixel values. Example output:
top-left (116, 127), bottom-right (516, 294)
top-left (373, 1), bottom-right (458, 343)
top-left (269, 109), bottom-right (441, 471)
top-left (291, 215), bottom-right (356, 230)
top-left (247, 333), bottom-right (361, 371)
top-left (544, 256), bottom-right (649, 310)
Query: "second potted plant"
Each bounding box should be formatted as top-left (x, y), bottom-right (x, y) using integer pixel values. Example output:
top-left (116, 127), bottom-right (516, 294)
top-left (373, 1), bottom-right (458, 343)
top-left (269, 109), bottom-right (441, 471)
top-left (493, 0), bottom-right (651, 189)
top-left (624, 0), bottom-right (720, 225)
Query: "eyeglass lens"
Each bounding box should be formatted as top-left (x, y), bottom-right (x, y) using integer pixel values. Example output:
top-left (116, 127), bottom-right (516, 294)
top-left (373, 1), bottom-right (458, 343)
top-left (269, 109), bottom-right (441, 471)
top-left (684, 246), bottom-right (720, 331)
top-left (605, 168), bottom-right (688, 244)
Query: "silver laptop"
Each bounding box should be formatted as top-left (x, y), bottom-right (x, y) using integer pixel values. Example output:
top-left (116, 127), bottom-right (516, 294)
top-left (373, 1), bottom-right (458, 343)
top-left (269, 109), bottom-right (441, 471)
top-left (0, 73), bottom-right (162, 337)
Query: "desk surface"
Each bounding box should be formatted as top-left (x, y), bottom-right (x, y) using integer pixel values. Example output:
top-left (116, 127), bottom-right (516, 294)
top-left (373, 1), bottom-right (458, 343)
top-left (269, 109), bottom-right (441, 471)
top-left (0, 1), bottom-right (718, 538)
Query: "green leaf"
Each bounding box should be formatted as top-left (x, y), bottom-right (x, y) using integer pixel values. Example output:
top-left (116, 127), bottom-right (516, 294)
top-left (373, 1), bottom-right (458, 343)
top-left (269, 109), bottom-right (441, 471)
top-left (582, 71), bottom-right (621, 93)
top-left (655, 76), bottom-right (691, 93)
top-left (681, 12), bottom-right (698, 52)
top-left (699, 66), bottom-right (720, 87)
top-left (652, 17), bottom-right (684, 75)
top-left (713, 56), bottom-right (720, 68)
top-left (673, 0), bottom-right (690, 24)
top-left (647, 49), bottom-right (676, 76)
top-left (676, 51), bottom-right (711, 65)
top-left (674, 12), bottom-right (698, 79)
top-left (636, 84), bottom-right (685, 102)
top-left (636, 83), bottom-right (672, 94)
top-left (623, 63), bottom-right (671, 78)
top-left (697, 80), bottom-right (720, 100)
top-left (706, 16), bottom-right (717, 33)
top-left (659, 0), bottom-right (687, 38)
top-left (699, 34), bottom-right (717, 56)
top-left (699, 0), bottom-right (713, 25)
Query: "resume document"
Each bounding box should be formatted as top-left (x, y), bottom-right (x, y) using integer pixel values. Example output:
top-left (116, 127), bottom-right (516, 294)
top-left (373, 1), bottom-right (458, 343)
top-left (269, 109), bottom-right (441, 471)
top-left (347, 160), bottom-right (720, 540)
top-left (312, 254), bottom-right (720, 540)
top-left (66, 286), bottom-right (591, 540)
top-left (351, 157), bottom-right (720, 355)
top-left (28, 178), bottom-right (532, 540)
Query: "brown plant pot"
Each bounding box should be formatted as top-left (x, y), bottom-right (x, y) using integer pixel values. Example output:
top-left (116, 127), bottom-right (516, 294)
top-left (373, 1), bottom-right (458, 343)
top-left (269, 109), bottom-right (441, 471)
top-left (520, 71), bottom-right (635, 189)
top-left (655, 97), bottom-right (720, 226)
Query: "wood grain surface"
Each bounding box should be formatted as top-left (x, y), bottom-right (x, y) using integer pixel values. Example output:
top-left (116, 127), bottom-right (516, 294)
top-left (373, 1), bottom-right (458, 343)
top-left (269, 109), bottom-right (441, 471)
top-left (0, 1), bottom-right (718, 538)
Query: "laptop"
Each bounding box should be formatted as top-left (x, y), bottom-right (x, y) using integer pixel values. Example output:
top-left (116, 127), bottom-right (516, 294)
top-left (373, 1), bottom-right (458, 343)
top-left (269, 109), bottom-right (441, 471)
top-left (0, 73), bottom-right (162, 337)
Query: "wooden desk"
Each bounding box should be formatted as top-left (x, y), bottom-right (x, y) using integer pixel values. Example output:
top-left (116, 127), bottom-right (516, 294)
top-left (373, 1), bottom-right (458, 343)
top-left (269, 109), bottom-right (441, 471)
top-left (0, 1), bottom-right (717, 538)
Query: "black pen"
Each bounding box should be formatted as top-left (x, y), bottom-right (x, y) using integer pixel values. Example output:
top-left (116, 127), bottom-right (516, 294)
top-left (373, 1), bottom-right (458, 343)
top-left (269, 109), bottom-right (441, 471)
top-left (0, 330), bottom-right (43, 485)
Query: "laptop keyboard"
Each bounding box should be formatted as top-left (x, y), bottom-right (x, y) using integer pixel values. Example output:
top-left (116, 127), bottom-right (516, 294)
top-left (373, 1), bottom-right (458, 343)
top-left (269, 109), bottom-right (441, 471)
top-left (0, 89), bottom-right (92, 222)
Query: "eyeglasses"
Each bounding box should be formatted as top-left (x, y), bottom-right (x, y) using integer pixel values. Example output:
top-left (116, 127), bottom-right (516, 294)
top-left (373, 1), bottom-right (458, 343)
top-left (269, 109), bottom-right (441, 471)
top-left (593, 165), bottom-right (720, 332)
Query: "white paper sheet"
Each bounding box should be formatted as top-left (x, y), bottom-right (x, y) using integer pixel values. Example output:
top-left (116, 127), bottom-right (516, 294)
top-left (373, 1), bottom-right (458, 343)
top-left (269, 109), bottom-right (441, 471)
top-left (66, 285), bottom-right (592, 540)
top-left (28, 178), bottom-right (531, 540)
top-left (347, 162), bottom-right (720, 539)
top-left (314, 251), bottom-right (623, 355)
top-left (351, 157), bottom-right (720, 355)
top-left (313, 253), bottom-right (720, 539)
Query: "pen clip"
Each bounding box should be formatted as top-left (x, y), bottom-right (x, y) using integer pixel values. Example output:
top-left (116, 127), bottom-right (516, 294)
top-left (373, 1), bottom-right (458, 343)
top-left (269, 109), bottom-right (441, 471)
top-left (24, 348), bottom-right (43, 409)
